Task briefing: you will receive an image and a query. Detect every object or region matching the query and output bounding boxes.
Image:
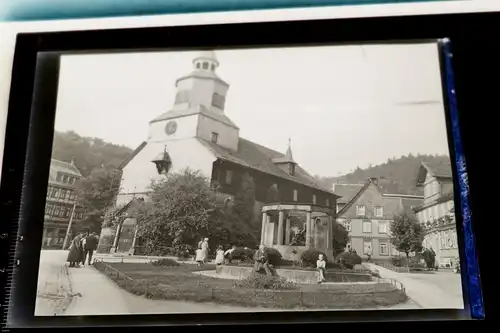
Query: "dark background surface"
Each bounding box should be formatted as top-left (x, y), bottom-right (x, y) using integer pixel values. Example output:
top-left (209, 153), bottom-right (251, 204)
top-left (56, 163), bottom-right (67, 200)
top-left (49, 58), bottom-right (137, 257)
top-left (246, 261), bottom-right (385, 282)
top-left (0, 11), bottom-right (493, 329)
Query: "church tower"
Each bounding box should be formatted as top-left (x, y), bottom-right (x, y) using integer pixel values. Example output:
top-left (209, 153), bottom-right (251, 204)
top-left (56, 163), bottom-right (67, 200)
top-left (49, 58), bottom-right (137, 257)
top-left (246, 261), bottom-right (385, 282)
top-left (148, 51), bottom-right (239, 151)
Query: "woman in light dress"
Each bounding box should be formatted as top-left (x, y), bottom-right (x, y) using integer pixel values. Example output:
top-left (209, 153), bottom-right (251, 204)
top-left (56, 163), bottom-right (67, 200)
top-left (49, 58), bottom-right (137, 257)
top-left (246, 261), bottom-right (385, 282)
top-left (215, 245), bottom-right (225, 265)
top-left (196, 238), bottom-right (209, 267)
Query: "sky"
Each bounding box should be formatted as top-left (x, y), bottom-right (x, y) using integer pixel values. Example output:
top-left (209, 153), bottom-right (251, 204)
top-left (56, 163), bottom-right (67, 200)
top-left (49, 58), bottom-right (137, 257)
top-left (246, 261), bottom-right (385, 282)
top-left (54, 42), bottom-right (450, 177)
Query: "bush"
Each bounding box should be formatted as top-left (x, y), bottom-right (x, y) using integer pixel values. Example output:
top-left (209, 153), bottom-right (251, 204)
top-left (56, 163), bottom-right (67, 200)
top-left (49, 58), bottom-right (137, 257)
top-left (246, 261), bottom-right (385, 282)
top-left (337, 251), bottom-right (362, 269)
top-left (233, 274), bottom-right (296, 290)
top-left (151, 258), bottom-right (180, 267)
top-left (264, 247), bottom-right (283, 266)
top-left (230, 247), bottom-right (255, 262)
top-left (300, 249), bottom-right (328, 268)
top-left (391, 256), bottom-right (405, 267)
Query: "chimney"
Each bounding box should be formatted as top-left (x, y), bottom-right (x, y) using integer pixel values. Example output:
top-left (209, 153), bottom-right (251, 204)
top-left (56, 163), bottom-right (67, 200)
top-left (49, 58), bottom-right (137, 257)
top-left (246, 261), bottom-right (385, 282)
top-left (70, 157), bottom-right (76, 166)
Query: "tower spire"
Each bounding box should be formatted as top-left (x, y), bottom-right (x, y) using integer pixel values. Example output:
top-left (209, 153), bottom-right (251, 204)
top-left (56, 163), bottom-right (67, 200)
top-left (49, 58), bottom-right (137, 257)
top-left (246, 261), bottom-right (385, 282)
top-left (284, 138), bottom-right (294, 162)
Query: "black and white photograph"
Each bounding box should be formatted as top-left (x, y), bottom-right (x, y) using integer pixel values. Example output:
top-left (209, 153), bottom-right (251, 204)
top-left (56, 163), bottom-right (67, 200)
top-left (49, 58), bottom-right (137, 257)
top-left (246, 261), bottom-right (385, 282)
top-left (35, 42), bottom-right (464, 316)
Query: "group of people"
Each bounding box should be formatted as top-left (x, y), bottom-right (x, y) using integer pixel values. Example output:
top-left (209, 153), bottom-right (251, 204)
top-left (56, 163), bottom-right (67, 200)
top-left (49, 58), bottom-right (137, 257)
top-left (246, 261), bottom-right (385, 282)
top-left (66, 231), bottom-right (99, 268)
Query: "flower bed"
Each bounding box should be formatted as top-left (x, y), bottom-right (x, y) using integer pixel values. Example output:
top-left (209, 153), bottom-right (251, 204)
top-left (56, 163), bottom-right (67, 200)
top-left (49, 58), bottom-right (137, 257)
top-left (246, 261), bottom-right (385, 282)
top-left (94, 261), bottom-right (406, 309)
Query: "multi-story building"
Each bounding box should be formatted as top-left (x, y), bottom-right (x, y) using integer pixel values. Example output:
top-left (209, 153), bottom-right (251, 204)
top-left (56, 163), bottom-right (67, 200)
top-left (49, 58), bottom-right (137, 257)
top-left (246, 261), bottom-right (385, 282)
top-left (334, 178), bottom-right (423, 261)
top-left (413, 161), bottom-right (458, 267)
top-left (43, 159), bottom-right (84, 248)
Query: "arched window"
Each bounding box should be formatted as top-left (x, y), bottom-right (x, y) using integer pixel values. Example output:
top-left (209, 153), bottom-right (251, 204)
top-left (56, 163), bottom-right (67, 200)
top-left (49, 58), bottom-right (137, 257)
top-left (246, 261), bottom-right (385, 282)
top-left (202, 62), bottom-right (209, 70)
top-left (196, 62), bottom-right (201, 69)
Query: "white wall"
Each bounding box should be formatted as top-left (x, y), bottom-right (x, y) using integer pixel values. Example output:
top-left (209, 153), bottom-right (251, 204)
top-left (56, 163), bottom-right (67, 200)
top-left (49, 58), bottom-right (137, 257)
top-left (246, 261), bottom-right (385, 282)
top-left (117, 138), bottom-right (216, 204)
top-left (197, 114), bottom-right (239, 151)
top-left (148, 114), bottom-right (198, 142)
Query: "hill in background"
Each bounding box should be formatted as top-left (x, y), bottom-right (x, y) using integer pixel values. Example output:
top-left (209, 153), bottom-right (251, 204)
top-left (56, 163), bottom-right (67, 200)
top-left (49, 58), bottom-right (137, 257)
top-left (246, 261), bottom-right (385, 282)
top-left (316, 154), bottom-right (452, 196)
top-left (51, 130), bottom-right (134, 177)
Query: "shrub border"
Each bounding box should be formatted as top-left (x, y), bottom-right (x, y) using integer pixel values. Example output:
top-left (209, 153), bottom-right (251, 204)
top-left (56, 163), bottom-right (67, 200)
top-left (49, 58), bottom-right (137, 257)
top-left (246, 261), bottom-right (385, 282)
top-left (93, 260), bottom-right (407, 309)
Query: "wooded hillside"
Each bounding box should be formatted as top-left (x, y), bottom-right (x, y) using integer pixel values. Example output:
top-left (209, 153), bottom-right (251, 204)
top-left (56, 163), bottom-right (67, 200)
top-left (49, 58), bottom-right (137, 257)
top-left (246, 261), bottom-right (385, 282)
top-left (317, 154), bottom-right (452, 196)
top-left (51, 130), bottom-right (134, 177)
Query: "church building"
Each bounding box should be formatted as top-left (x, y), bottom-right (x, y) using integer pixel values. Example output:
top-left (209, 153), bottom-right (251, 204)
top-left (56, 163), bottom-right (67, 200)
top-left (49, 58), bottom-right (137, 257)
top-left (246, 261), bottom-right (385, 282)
top-left (110, 51), bottom-right (337, 253)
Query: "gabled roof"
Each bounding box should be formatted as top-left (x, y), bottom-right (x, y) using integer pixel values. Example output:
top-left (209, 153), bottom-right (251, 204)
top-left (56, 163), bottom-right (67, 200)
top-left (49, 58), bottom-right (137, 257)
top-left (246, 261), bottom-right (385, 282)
top-left (118, 141), bottom-right (147, 170)
top-left (416, 160), bottom-right (453, 185)
top-left (50, 159), bottom-right (82, 178)
top-left (149, 105), bottom-right (238, 129)
top-left (333, 183), bottom-right (365, 204)
top-left (335, 179), bottom-right (373, 216)
top-left (199, 137), bottom-right (336, 195)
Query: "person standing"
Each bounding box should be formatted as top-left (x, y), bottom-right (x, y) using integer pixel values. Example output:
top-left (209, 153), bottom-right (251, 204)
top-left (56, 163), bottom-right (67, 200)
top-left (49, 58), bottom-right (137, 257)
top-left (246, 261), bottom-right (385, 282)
top-left (215, 246), bottom-right (225, 266)
top-left (253, 245), bottom-right (272, 276)
top-left (83, 232), bottom-right (99, 265)
top-left (200, 238), bottom-right (209, 265)
top-left (316, 254), bottom-right (326, 283)
top-left (67, 233), bottom-right (84, 268)
top-left (197, 238), bottom-right (204, 250)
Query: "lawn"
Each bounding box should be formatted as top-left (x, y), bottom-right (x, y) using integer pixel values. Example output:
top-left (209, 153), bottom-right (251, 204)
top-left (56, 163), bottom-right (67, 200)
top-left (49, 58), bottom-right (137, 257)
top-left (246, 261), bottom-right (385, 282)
top-left (95, 262), bottom-right (407, 310)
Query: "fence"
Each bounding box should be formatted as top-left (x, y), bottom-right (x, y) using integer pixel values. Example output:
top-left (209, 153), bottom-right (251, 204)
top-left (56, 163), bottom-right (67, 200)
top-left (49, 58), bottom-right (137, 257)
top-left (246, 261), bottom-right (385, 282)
top-left (373, 261), bottom-right (410, 273)
top-left (93, 260), bottom-right (407, 309)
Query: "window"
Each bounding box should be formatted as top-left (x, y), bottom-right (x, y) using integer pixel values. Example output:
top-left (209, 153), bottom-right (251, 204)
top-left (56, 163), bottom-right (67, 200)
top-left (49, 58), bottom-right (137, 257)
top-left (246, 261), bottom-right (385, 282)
top-left (53, 205), bottom-right (61, 216)
top-left (289, 164), bottom-right (295, 176)
top-left (363, 241), bottom-right (373, 255)
top-left (202, 62), bottom-right (209, 70)
top-left (380, 242), bottom-right (389, 256)
top-left (343, 220), bottom-right (352, 232)
top-left (225, 170), bottom-right (233, 185)
top-left (210, 64), bottom-right (215, 71)
top-left (374, 206), bottom-right (383, 218)
top-left (362, 220), bottom-right (372, 233)
top-left (356, 205), bottom-right (366, 216)
top-left (326, 198), bottom-right (330, 207)
top-left (452, 231), bottom-right (458, 249)
top-left (175, 90), bottom-right (191, 104)
top-left (293, 189), bottom-right (298, 202)
top-left (336, 203), bottom-right (345, 213)
top-left (196, 62), bottom-right (201, 69)
top-left (378, 221), bottom-right (387, 234)
top-left (312, 194), bottom-right (317, 204)
top-left (211, 93), bottom-right (226, 109)
top-left (211, 132), bottom-right (219, 143)
top-left (56, 173), bottom-right (62, 182)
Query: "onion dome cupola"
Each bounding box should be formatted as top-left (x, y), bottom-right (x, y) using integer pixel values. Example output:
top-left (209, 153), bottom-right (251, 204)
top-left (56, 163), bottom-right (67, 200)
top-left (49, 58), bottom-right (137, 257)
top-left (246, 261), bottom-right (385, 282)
top-left (273, 139), bottom-right (297, 176)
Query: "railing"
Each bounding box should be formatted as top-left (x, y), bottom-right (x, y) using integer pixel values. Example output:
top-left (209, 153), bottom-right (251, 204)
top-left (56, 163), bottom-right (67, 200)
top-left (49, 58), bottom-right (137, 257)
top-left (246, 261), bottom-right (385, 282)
top-left (376, 277), bottom-right (406, 295)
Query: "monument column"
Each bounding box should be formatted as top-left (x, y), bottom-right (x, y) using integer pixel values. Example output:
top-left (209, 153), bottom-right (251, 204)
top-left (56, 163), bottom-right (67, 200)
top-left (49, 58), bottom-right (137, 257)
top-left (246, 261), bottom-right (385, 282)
top-left (260, 212), bottom-right (267, 245)
top-left (306, 212), bottom-right (312, 247)
top-left (277, 211), bottom-right (284, 245)
top-left (130, 221), bottom-right (139, 255)
top-left (285, 218), bottom-right (291, 245)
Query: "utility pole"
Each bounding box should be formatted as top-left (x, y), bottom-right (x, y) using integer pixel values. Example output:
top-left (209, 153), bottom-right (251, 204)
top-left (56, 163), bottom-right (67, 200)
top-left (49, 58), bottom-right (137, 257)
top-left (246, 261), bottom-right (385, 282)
top-left (62, 202), bottom-right (77, 250)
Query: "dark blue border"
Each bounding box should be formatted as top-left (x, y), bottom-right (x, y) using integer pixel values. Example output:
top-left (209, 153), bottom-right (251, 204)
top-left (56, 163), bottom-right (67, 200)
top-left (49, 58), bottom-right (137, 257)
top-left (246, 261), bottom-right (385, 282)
top-left (0, 0), bottom-right (454, 21)
top-left (442, 39), bottom-right (484, 319)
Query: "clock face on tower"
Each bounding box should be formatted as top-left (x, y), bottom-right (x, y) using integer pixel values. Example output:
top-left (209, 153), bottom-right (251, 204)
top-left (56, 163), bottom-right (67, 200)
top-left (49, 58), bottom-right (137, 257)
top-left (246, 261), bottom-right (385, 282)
top-left (165, 121), bottom-right (178, 135)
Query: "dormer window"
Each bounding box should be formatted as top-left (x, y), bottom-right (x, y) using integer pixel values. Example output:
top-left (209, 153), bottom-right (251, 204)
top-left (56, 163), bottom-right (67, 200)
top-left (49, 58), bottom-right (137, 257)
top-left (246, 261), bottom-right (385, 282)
top-left (211, 132), bottom-right (219, 143)
top-left (289, 164), bottom-right (295, 176)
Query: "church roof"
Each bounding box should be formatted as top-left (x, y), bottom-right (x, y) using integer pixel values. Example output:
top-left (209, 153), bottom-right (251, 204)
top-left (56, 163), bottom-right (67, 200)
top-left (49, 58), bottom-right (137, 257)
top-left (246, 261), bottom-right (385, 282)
top-left (175, 70), bottom-right (229, 87)
top-left (199, 137), bottom-right (335, 195)
top-left (149, 105), bottom-right (238, 129)
top-left (49, 159), bottom-right (82, 178)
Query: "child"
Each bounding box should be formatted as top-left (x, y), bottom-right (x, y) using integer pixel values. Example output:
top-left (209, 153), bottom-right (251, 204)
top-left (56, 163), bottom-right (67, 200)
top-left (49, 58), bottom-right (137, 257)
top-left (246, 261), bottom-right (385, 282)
top-left (224, 245), bottom-right (237, 264)
top-left (195, 247), bottom-right (204, 268)
top-left (215, 246), bottom-right (225, 266)
top-left (316, 254), bottom-right (326, 284)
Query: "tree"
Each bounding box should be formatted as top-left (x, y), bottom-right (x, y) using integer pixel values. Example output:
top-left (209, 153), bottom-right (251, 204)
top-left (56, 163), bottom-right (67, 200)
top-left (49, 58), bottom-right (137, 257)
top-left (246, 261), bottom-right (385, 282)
top-left (331, 221), bottom-right (350, 257)
top-left (74, 166), bottom-right (121, 233)
top-left (132, 168), bottom-right (251, 255)
top-left (390, 212), bottom-right (424, 258)
top-left (232, 172), bottom-right (256, 226)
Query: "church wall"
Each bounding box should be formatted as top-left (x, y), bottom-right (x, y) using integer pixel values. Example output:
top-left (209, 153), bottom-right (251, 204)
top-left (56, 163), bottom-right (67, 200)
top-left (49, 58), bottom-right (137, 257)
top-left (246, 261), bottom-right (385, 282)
top-left (197, 114), bottom-right (239, 151)
top-left (117, 138), bottom-right (217, 204)
top-left (177, 77), bottom-right (229, 113)
top-left (148, 114), bottom-right (198, 142)
top-left (213, 161), bottom-right (336, 208)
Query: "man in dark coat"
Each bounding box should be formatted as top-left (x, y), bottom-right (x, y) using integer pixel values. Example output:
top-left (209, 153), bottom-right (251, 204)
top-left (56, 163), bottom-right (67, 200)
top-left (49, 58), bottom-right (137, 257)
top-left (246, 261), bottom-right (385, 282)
top-left (83, 232), bottom-right (99, 265)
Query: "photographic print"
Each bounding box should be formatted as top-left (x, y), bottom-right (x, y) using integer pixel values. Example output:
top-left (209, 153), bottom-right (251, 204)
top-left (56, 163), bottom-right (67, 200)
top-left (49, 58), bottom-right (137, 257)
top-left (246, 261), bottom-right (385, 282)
top-left (35, 42), bottom-right (464, 316)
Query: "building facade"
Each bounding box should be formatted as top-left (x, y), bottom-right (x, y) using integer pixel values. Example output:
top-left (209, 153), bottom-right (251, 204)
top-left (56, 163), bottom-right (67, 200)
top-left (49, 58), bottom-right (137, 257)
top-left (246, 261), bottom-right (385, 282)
top-left (413, 161), bottom-right (458, 267)
top-left (109, 51), bottom-right (337, 254)
top-left (43, 159), bottom-right (84, 248)
top-left (334, 178), bottom-right (423, 261)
